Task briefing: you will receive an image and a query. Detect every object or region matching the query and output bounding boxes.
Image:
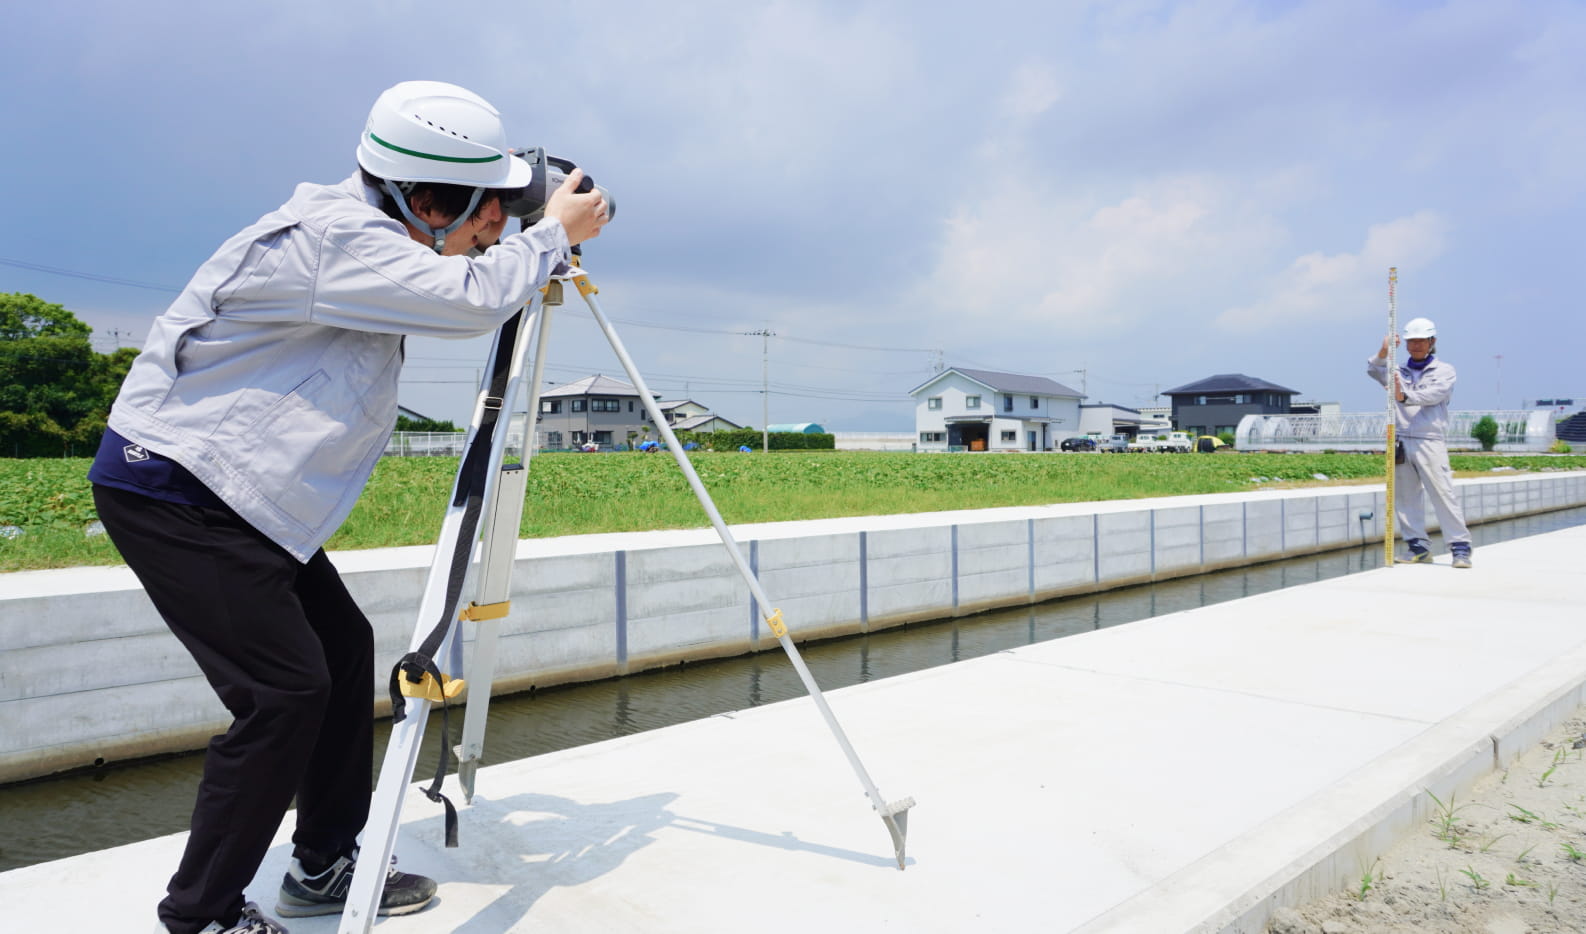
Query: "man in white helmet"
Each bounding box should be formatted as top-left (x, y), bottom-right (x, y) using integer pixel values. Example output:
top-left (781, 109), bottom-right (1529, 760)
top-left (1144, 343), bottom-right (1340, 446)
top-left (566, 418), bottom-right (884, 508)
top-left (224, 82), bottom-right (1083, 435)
top-left (87, 81), bottom-right (608, 934)
top-left (1367, 317), bottom-right (1473, 568)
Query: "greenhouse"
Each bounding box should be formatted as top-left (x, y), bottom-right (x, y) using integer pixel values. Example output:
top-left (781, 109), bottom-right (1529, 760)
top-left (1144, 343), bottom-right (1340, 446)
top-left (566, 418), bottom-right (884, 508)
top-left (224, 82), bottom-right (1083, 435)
top-left (1235, 410), bottom-right (1556, 453)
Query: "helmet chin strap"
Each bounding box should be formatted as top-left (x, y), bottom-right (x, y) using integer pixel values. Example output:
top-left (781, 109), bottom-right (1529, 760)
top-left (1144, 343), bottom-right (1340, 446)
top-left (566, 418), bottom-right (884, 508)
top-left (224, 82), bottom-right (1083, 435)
top-left (385, 180), bottom-right (485, 254)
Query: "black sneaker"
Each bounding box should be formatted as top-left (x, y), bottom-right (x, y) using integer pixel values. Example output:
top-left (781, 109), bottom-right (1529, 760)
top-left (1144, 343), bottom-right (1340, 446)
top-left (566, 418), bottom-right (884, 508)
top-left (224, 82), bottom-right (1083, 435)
top-left (276, 848), bottom-right (436, 918)
top-left (1451, 544), bottom-right (1472, 569)
top-left (156, 902), bottom-right (289, 933)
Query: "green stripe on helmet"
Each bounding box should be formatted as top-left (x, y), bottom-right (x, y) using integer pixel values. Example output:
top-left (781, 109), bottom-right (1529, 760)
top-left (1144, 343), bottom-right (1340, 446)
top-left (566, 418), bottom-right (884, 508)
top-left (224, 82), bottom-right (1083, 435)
top-left (369, 132), bottom-right (503, 165)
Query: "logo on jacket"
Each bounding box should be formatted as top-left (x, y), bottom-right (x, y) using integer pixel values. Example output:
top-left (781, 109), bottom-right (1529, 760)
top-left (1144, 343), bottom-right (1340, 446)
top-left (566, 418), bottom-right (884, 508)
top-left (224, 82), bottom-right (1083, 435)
top-left (123, 444), bottom-right (150, 463)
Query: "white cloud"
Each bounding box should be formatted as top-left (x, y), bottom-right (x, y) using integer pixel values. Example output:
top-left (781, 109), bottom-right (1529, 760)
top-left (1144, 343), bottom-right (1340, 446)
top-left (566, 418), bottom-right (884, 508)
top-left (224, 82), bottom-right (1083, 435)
top-left (916, 171), bottom-right (1287, 335)
top-left (1000, 62), bottom-right (1063, 121)
top-left (1217, 211), bottom-right (1450, 331)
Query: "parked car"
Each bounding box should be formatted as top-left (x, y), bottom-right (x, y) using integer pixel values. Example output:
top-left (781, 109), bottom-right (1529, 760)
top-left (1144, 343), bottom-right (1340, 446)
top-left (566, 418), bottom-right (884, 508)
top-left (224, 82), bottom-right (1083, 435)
top-left (1129, 431), bottom-right (1194, 453)
top-left (1097, 434), bottom-right (1131, 453)
top-left (1060, 436), bottom-right (1097, 452)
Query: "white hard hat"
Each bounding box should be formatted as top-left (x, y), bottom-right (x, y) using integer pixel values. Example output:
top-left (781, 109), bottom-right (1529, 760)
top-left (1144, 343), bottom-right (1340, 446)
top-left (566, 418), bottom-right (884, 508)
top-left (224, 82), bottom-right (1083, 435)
top-left (355, 81), bottom-right (532, 189)
top-left (1402, 317), bottom-right (1437, 339)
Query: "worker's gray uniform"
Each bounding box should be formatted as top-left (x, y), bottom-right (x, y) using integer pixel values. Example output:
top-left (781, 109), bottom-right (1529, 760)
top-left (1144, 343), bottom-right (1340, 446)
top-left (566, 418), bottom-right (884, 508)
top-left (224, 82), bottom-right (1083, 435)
top-left (1366, 354), bottom-right (1471, 548)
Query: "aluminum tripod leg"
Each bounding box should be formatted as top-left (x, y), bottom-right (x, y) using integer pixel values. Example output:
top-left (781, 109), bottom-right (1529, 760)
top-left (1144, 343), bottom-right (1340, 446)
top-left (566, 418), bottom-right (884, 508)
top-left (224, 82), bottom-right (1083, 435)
top-left (338, 299), bottom-right (543, 934)
top-left (567, 269), bottom-right (915, 869)
top-left (457, 297), bottom-right (557, 803)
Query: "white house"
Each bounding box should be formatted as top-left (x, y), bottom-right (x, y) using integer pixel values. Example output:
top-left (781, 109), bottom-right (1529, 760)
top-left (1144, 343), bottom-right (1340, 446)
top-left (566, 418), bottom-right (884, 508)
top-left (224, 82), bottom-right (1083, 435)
top-left (1078, 403), bottom-right (1145, 438)
top-left (908, 367), bottom-right (1084, 452)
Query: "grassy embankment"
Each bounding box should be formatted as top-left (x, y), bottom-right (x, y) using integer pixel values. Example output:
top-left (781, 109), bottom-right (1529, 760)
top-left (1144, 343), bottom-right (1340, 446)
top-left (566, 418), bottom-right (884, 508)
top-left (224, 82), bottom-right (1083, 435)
top-left (3, 451), bottom-right (1582, 572)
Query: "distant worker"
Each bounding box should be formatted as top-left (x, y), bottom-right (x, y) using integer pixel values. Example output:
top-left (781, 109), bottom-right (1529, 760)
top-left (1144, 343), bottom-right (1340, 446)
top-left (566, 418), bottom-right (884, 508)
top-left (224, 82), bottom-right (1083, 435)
top-left (1367, 317), bottom-right (1472, 568)
top-left (88, 81), bottom-right (608, 934)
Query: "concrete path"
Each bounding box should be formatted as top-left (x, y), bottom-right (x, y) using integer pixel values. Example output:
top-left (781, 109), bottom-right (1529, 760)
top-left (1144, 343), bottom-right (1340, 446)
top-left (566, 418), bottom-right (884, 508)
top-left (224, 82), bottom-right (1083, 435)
top-left (4, 526), bottom-right (1584, 933)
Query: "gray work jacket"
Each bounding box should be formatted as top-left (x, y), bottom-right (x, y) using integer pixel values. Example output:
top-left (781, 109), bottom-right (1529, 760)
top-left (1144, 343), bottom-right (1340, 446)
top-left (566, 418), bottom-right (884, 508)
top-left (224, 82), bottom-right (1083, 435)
top-left (108, 172), bottom-right (570, 561)
top-left (1366, 355), bottom-right (1457, 442)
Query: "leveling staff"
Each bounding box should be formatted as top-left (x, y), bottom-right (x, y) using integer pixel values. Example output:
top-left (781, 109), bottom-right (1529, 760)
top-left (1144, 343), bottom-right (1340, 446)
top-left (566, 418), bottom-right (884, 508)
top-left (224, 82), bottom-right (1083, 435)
top-left (88, 81), bottom-right (608, 934)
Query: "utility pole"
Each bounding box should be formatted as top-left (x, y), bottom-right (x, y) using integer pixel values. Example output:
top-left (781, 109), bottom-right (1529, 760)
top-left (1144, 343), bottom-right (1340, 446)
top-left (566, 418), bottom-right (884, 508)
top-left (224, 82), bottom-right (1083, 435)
top-left (746, 328), bottom-right (775, 452)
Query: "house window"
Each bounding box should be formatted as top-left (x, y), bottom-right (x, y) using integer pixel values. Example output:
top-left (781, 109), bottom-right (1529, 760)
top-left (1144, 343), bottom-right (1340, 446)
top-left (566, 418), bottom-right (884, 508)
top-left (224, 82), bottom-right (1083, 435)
top-left (927, 397), bottom-right (942, 410)
top-left (593, 431), bottom-right (613, 445)
top-left (571, 431), bottom-right (586, 444)
top-left (545, 431), bottom-right (563, 447)
top-left (1029, 396), bottom-right (1039, 409)
top-left (1003, 395), bottom-right (1013, 412)
top-left (571, 399), bottom-right (587, 412)
top-left (628, 401), bottom-right (634, 412)
top-left (591, 399), bottom-right (621, 413)
top-left (965, 395), bottom-right (980, 409)
top-left (919, 431), bottom-right (946, 443)
top-left (541, 399), bottom-right (562, 414)
top-left (1000, 431), bottom-right (1017, 442)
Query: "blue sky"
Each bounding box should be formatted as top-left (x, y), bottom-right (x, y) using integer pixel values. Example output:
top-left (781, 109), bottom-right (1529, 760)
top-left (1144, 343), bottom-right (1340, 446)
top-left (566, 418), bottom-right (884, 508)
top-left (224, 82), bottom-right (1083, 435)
top-left (3, 0), bottom-right (1582, 431)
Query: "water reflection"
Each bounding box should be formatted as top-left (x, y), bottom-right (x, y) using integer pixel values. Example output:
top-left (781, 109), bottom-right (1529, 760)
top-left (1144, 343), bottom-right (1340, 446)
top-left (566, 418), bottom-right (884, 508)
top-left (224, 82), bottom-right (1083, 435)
top-left (3, 504), bottom-right (1583, 871)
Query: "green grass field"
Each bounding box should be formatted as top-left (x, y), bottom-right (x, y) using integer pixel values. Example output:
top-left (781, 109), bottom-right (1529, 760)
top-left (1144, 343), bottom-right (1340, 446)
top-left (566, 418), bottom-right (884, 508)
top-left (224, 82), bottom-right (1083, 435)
top-left (2, 451), bottom-right (1581, 571)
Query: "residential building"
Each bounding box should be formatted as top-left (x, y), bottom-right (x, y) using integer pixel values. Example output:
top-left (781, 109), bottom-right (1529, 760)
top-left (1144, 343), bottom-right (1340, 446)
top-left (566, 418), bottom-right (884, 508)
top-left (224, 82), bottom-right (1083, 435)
top-left (1288, 399), bottom-right (1342, 417)
top-left (909, 367), bottom-right (1083, 452)
top-left (657, 400), bottom-right (741, 434)
top-left (537, 374), bottom-right (660, 450)
top-left (1077, 403), bottom-right (1144, 439)
top-left (1133, 405), bottom-right (1174, 433)
top-left (1162, 374), bottom-right (1299, 438)
top-left (673, 413), bottom-right (742, 433)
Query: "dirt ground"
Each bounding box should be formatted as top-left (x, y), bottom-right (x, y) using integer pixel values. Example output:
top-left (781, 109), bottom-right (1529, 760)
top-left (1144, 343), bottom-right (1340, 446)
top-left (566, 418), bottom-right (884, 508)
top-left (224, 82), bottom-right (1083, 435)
top-left (1270, 708), bottom-right (1586, 934)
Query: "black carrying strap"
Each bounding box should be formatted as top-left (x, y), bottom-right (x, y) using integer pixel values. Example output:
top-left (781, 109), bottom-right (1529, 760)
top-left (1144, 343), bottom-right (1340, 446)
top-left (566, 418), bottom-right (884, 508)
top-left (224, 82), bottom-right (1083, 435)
top-left (386, 309), bottom-right (523, 848)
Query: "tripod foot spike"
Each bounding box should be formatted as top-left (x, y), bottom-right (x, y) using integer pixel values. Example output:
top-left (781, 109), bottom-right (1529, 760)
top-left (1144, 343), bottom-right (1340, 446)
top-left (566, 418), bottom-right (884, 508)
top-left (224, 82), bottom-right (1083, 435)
top-left (880, 796), bottom-right (915, 870)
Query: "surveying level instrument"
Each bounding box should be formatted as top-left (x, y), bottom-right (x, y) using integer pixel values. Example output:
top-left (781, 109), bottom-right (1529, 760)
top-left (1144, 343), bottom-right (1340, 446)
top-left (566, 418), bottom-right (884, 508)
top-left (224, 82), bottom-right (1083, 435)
top-left (338, 253), bottom-right (913, 933)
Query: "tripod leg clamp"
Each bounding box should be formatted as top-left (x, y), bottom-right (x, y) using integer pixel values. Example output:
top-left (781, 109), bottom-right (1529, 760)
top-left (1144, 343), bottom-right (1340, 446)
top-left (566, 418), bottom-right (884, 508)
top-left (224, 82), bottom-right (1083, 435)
top-left (459, 601), bottom-right (510, 622)
top-left (400, 671), bottom-right (467, 703)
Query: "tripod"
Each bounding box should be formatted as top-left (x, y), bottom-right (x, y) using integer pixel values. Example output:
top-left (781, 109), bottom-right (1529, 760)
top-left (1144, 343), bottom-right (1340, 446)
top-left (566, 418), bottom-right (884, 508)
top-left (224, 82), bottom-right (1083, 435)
top-left (337, 264), bottom-right (913, 933)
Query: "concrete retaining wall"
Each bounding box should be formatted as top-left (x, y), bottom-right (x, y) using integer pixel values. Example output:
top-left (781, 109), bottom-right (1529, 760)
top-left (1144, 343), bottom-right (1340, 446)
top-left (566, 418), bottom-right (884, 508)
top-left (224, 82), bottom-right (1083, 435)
top-left (3, 471), bottom-right (1583, 784)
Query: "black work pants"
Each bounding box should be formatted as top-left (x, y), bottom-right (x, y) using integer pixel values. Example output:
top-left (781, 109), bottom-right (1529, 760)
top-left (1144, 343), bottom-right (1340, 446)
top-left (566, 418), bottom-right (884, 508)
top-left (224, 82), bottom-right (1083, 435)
top-left (93, 486), bottom-right (374, 934)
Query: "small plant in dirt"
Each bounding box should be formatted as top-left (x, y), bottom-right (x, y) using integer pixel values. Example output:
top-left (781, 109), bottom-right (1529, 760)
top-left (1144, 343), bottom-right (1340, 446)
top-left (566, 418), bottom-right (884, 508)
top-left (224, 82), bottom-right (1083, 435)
top-left (1357, 858), bottom-right (1382, 900)
top-left (1507, 804), bottom-right (1559, 829)
top-left (1428, 790), bottom-right (1476, 844)
top-left (1460, 866), bottom-right (1491, 891)
top-left (1562, 841), bottom-right (1585, 862)
top-left (1505, 873), bottom-right (1536, 888)
top-left (1538, 746), bottom-right (1569, 786)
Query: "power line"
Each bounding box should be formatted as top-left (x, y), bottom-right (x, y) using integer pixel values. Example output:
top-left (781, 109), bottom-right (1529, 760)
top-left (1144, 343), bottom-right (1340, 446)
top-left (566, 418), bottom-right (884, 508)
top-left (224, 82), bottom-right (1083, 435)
top-left (0, 257), bottom-right (181, 293)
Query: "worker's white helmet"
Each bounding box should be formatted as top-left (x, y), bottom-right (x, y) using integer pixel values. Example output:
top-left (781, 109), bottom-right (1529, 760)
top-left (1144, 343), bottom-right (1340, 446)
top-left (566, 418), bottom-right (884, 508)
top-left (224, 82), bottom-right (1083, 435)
top-left (355, 81), bottom-right (532, 189)
top-left (1402, 317), bottom-right (1437, 340)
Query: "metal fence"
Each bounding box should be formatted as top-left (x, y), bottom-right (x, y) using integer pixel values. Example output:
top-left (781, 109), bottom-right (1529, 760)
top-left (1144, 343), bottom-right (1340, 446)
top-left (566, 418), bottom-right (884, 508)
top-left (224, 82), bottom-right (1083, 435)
top-left (384, 432), bottom-right (528, 458)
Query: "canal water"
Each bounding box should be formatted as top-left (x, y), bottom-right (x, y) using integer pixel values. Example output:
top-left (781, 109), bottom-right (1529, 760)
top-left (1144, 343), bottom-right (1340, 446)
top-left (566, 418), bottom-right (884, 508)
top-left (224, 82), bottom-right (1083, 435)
top-left (3, 505), bottom-right (1584, 873)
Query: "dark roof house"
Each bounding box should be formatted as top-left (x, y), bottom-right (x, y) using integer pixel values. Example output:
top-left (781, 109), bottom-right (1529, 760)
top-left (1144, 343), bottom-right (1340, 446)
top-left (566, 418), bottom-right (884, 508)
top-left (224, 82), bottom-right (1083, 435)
top-left (1160, 373), bottom-right (1299, 436)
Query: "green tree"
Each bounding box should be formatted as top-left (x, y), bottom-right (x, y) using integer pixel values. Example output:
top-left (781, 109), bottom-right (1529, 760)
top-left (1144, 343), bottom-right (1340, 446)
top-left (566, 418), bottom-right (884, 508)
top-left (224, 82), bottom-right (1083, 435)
top-left (394, 415), bottom-right (462, 433)
top-left (0, 293), bottom-right (132, 457)
top-left (1471, 414), bottom-right (1499, 452)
